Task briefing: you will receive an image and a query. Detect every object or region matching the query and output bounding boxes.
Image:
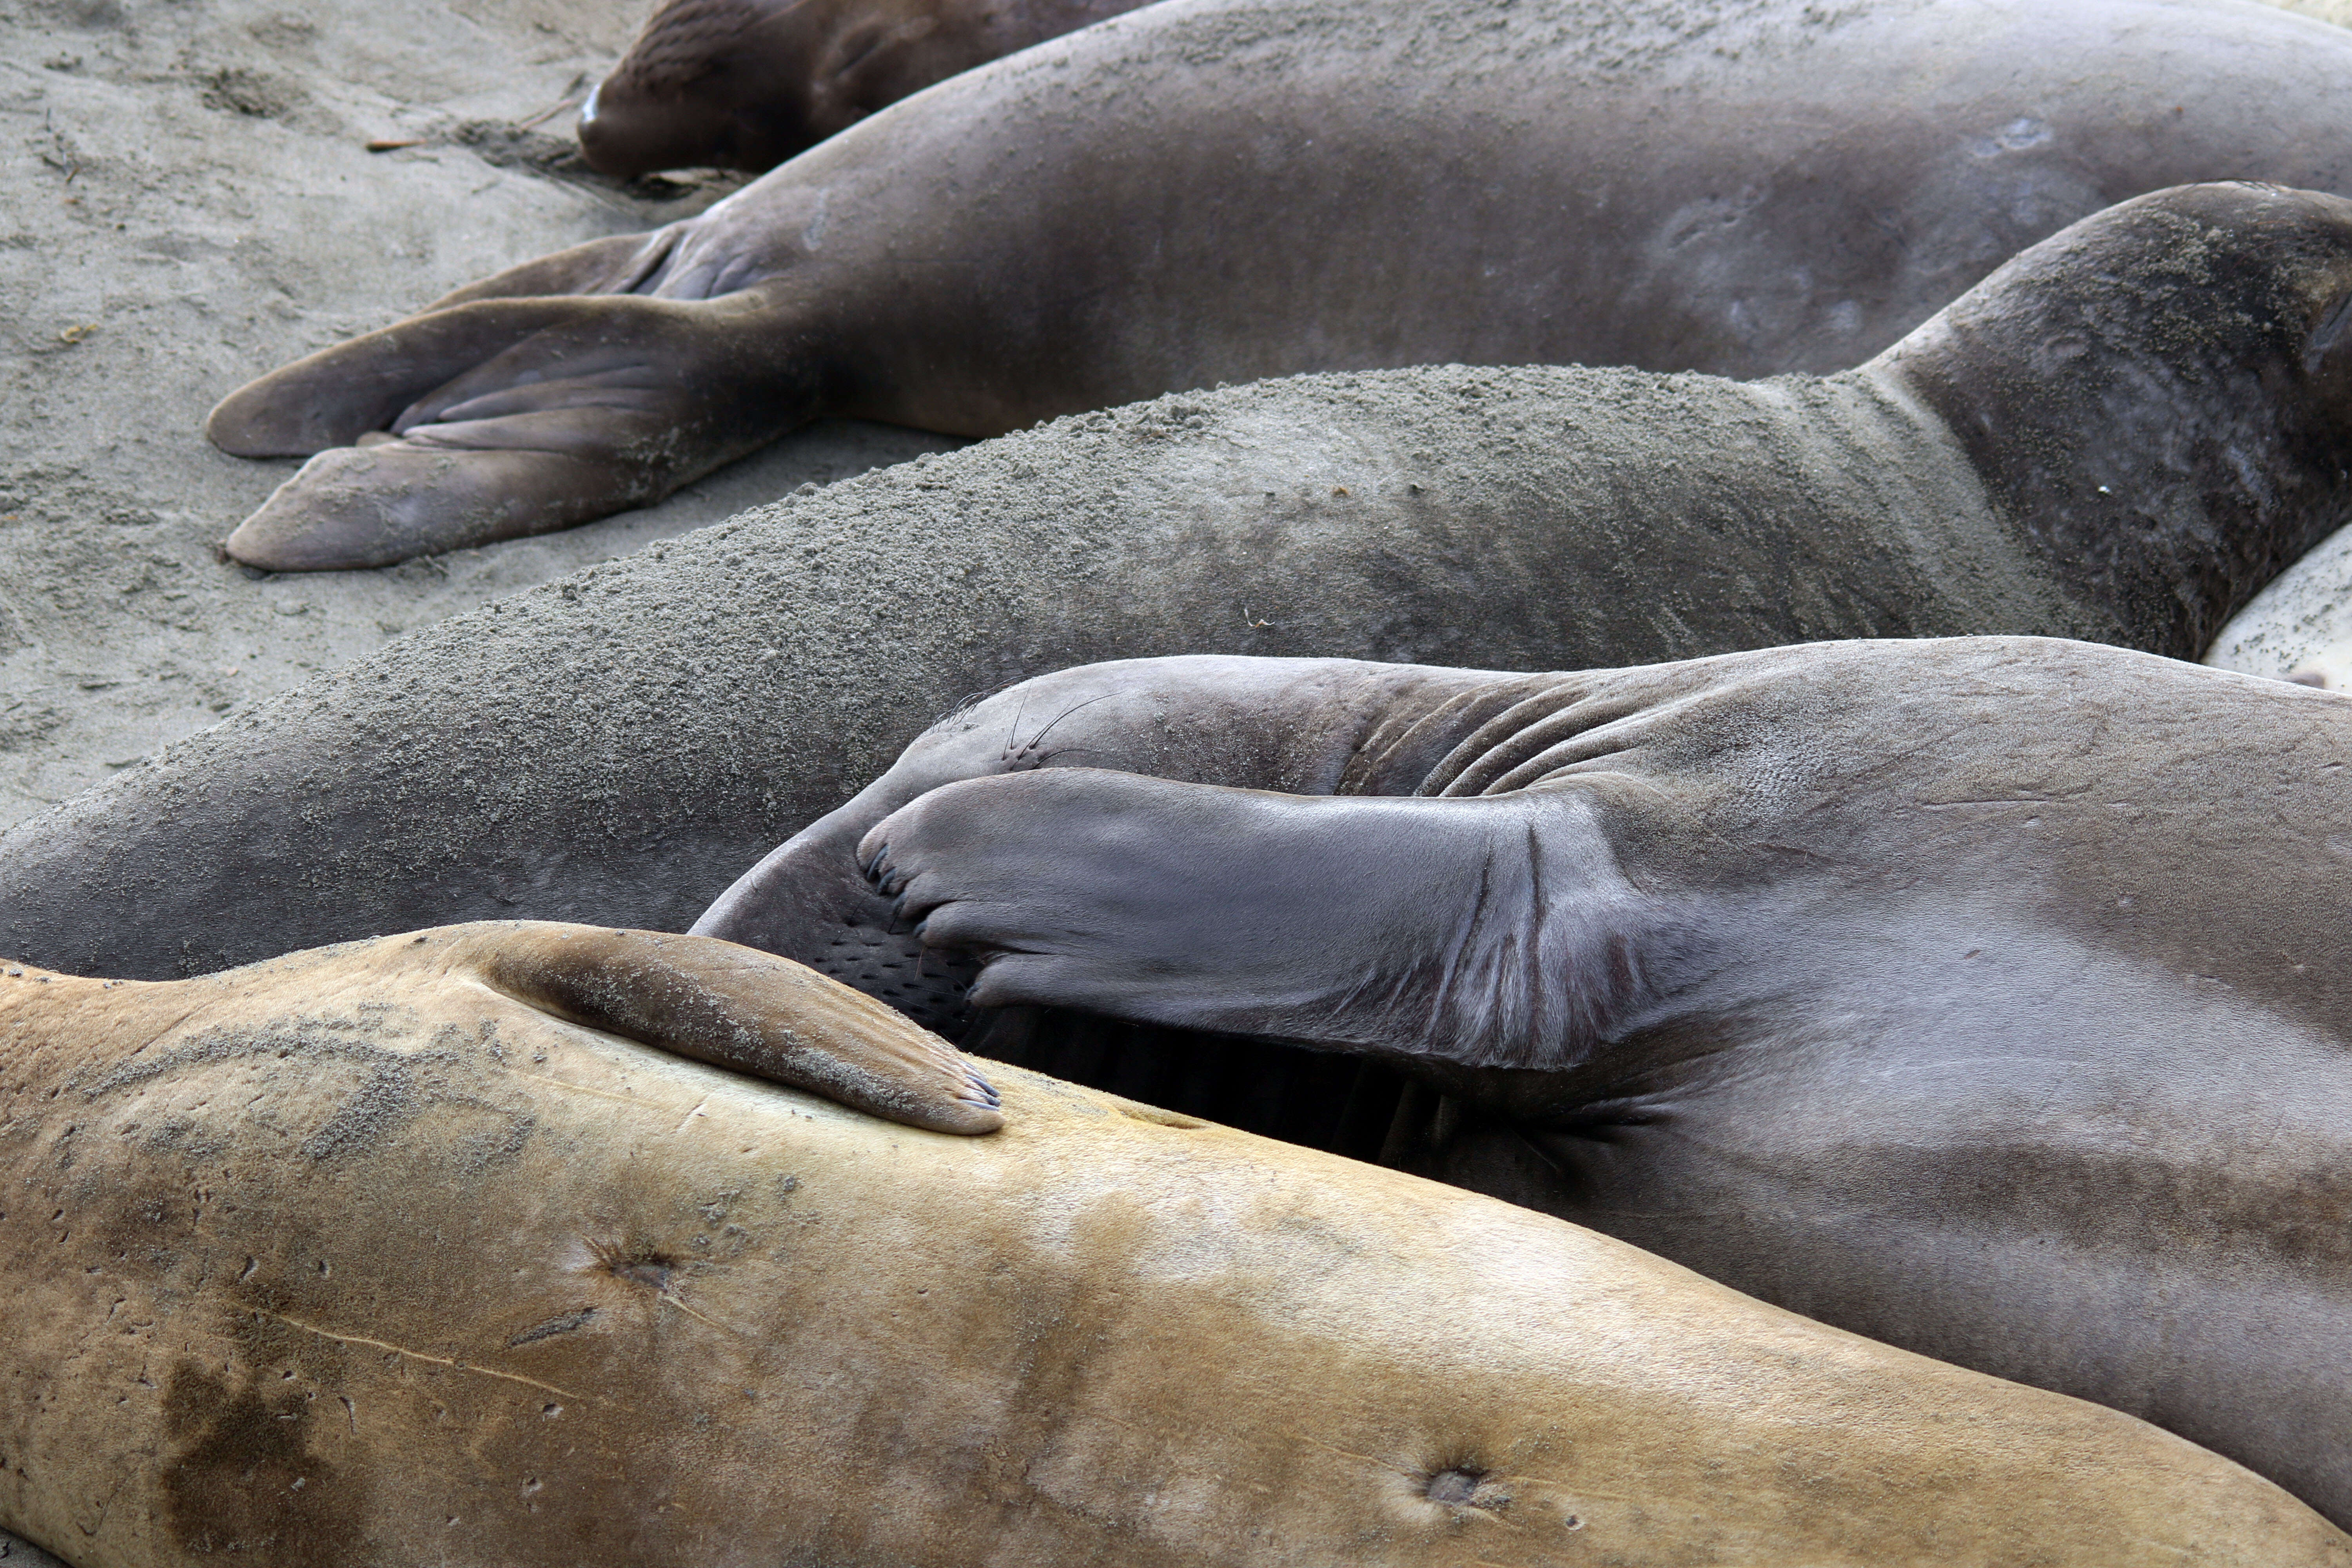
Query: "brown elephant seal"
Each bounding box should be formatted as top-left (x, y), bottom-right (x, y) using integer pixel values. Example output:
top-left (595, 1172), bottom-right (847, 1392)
top-left (686, 634), bottom-right (2352, 1528)
top-left (577, 0), bottom-right (1154, 178)
top-left (3, 923), bottom-right (2344, 1565)
top-left (206, 0), bottom-right (2352, 568)
top-left (11, 180), bottom-right (2352, 986)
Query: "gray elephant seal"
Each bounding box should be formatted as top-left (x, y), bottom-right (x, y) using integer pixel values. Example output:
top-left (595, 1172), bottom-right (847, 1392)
top-left (576, 0), bottom-right (1153, 178)
top-left (17, 926), bottom-right (2334, 1565)
top-left (692, 635), bottom-right (2352, 1530)
top-left (207, 0), bottom-right (2352, 568)
top-left (11, 182), bottom-right (2352, 980)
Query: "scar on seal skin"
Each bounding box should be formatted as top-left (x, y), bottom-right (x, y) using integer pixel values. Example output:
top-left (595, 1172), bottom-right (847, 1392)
top-left (2, 914), bottom-right (2345, 1563)
top-left (702, 635), bottom-right (2352, 1529)
top-left (207, 0), bottom-right (2352, 566)
top-left (577, 0), bottom-right (1156, 178)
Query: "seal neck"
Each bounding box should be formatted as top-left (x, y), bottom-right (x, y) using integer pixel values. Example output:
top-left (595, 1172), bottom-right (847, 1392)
top-left (1870, 184), bottom-right (2352, 660)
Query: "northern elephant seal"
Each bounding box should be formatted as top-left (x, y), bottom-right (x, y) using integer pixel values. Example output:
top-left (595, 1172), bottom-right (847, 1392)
top-left (13, 181), bottom-right (2352, 983)
top-left (575, 0), bottom-right (1153, 178)
top-left (207, 0), bottom-right (2352, 567)
top-left (690, 634), bottom-right (2352, 1526)
top-left (2, 922), bottom-right (2344, 1565)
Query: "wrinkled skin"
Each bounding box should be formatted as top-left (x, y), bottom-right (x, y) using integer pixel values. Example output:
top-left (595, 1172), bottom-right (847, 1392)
top-left (205, 0), bottom-right (2352, 566)
top-left (14, 185), bottom-right (2345, 985)
top-left (12, 924), bottom-right (2336, 1566)
top-left (693, 635), bottom-right (2352, 1528)
top-left (576, 0), bottom-right (1154, 178)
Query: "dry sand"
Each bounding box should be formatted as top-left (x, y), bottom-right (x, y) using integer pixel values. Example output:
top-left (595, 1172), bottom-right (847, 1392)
top-left (0, 0), bottom-right (2348, 843)
top-left (0, 0), bottom-right (956, 828)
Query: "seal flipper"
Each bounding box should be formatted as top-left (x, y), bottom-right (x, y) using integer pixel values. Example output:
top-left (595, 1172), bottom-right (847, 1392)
top-left (419, 229), bottom-right (677, 310)
top-left (450, 922), bottom-right (1003, 1134)
top-left (858, 767), bottom-right (1661, 1073)
top-left (209, 292), bottom-right (811, 570)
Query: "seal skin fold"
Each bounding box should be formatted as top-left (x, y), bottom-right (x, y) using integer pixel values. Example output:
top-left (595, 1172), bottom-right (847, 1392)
top-left (206, 0), bottom-right (2352, 566)
top-left (575, 0), bottom-right (1156, 178)
top-left (692, 635), bottom-right (2352, 1529)
top-left (1, 920), bottom-right (2345, 1566)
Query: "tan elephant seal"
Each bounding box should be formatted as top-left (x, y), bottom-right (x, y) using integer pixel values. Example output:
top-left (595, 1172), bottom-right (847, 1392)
top-left (2, 922), bottom-right (2343, 1565)
top-left (207, 0), bottom-right (2352, 565)
top-left (576, 0), bottom-right (1154, 179)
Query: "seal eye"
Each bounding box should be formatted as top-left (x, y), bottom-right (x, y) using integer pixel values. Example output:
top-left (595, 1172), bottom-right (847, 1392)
top-left (2304, 288), bottom-right (2352, 374)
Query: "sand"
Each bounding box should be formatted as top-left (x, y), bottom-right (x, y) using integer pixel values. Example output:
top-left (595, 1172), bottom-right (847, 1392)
top-left (0, 0), bottom-right (956, 828)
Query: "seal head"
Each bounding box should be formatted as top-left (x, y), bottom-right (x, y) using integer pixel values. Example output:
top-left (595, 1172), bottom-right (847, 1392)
top-left (1880, 181), bottom-right (2352, 658)
top-left (578, 0), bottom-right (1152, 177)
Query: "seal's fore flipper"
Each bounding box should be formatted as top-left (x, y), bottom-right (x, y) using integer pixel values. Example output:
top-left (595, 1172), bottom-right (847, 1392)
top-left (453, 923), bottom-right (1003, 1134)
top-left (206, 290), bottom-right (808, 571)
top-left (855, 767), bottom-right (1660, 1073)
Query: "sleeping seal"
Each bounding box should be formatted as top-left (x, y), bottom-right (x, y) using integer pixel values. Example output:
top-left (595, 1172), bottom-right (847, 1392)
top-left (2, 922), bottom-right (2344, 1564)
top-left (208, 0), bottom-right (2352, 567)
top-left (575, 0), bottom-right (1154, 178)
top-left (11, 182), bottom-right (2352, 978)
top-left (690, 634), bottom-right (2352, 1528)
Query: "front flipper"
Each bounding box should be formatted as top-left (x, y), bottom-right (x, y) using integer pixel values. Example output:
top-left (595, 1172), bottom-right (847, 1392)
top-left (688, 655), bottom-right (1526, 1007)
top-left (858, 767), bottom-right (1663, 1072)
top-left (207, 290), bottom-right (811, 570)
top-left (446, 922), bottom-right (1002, 1133)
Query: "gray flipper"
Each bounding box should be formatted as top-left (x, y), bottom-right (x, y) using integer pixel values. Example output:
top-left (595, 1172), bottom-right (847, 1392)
top-left (690, 655), bottom-right (1567, 1142)
top-left (206, 283), bottom-right (811, 570)
top-left (858, 766), bottom-right (1662, 1073)
top-left (691, 655), bottom-right (1540, 1011)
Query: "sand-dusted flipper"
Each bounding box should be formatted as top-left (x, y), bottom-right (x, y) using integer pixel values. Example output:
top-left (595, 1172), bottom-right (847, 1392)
top-left (209, 291), bottom-right (811, 569)
top-left (461, 921), bottom-right (1002, 1132)
top-left (858, 767), bottom-right (1658, 1070)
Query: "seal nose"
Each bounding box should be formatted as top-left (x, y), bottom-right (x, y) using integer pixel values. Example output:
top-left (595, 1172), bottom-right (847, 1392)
top-left (577, 78), bottom-right (648, 179)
